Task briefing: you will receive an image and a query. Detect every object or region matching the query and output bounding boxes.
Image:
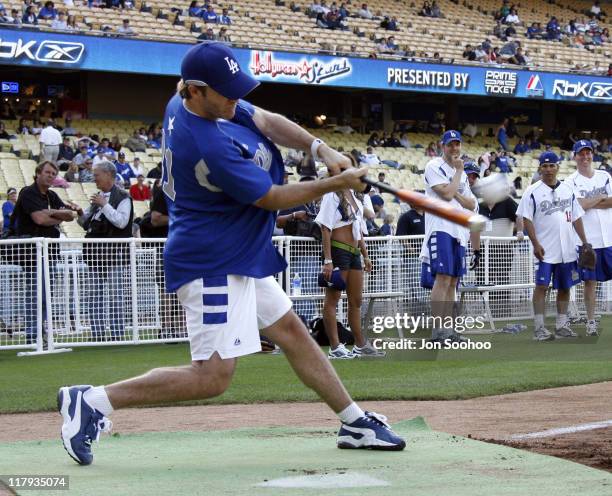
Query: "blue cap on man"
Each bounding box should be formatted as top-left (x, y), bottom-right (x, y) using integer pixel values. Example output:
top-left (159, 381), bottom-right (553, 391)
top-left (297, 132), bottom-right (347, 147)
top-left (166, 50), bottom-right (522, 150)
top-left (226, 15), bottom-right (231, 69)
top-left (539, 151), bottom-right (560, 165)
top-left (464, 161), bottom-right (480, 177)
top-left (441, 130), bottom-right (462, 145)
top-left (572, 139), bottom-right (593, 154)
top-left (181, 42), bottom-right (260, 100)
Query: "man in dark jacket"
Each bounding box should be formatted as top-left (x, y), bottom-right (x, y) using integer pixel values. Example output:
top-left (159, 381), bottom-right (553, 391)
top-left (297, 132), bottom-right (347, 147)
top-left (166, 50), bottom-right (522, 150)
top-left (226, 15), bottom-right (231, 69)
top-left (75, 161), bottom-right (133, 341)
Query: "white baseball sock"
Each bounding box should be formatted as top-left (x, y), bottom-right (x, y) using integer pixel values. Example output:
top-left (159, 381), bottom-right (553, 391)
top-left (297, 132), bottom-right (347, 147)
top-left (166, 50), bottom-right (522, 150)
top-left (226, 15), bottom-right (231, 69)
top-left (337, 402), bottom-right (365, 424)
top-left (556, 314), bottom-right (568, 329)
top-left (83, 386), bottom-right (114, 416)
top-left (534, 314), bottom-right (544, 329)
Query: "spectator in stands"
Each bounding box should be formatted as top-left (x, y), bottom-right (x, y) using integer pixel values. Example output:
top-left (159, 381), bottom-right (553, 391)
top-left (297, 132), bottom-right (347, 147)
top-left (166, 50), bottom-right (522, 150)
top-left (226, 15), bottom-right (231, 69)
top-left (399, 133), bottom-right (411, 149)
top-left (92, 147), bottom-right (107, 166)
top-left (64, 162), bottom-right (81, 182)
top-left (1, 187), bottom-right (17, 235)
top-left (13, 162), bottom-right (78, 343)
top-left (495, 150), bottom-right (512, 173)
top-left (527, 22), bottom-right (543, 39)
top-left (73, 144), bottom-right (91, 167)
top-left (513, 138), bottom-right (530, 155)
top-left (66, 14), bottom-right (79, 30)
top-left (147, 161), bottom-right (162, 179)
top-left (79, 158), bottom-right (95, 182)
top-left (473, 44), bottom-right (487, 62)
top-left (380, 16), bottom-right (398, 31)
top-left (515, 47), bottom-right (527, 65)
top-left (546, 16), bottom-right (562, 41)
top-left (62, 118), bottom-right (77, 136)
top-left (504, 8), bottom-right (521, 25)
top-left (38, 1), bottom-right (57, 19)
top-left (129, 175), bottom-right (151, 201)
top-left (493, 20), bottom-right (506, 40)
top-left (384, 132), bottom-right (401, 147)
top-left (499, 40), bottom-right (520, 64)
top-left (397, 206), bottom-right (424, 236)
top-left (39, 119), bottom-right (62, 163)
top-left (97, 138), bottom-right (116, 159)
top-left (188, 1), bottom-right (201, 17)
top-left (218, 8), bottom-right (231, 24)
top-left (380, 214), bottom-right (394, 235)
top-left (431, 1), bottom-right (442, 18)
top-left (201, 4), bottom-right (217, 22)
top-left (0, 121), bottom-right (10, 139)
top-left (198, 27), bottom-right (216, 41)
top-left (360, 146), bottom-right (380, 166)
top-left (217, 26), bottom-right (231, 42)
top-left (0, 6), bottom-right (14, 23)
top-left (496, 0), bottom-right (510, 21)
top-left (462, 44), bottom-right (476, 61)
top-left (370, 193), bottom-right (386, 219)
top-left (419, 1), bottom-right (432, 17)
top-left (425, 142), bottom-right (437, 157)
top-left (146, 131), bottom-right (160, 149)
top-left (114, 151), bottom-right (135, 184)
top-left (22, 5), bottom-right (38, 24)
top-left (367, 132), bottom-right (381, 147)
top-left (57, 137), bottom-right (75, 168)
top-left (117, 18), bottom-right (135, 35)
top-left (51, 9), bottom-right (67, 28)
top-left (109, 135), bottom-right (122, 153)
top-left (496, 119), bottom-right (509, 151)
top-left (130, 157), bottom-right (145, 177)
top-left (124, 130), bottom-right (146, 152)
top-left (357, 3), bottom-right (373, 19)
top-left (463, 122), bottom-right (478, 138)
top-left (76, 161), bottom-right (133, 341)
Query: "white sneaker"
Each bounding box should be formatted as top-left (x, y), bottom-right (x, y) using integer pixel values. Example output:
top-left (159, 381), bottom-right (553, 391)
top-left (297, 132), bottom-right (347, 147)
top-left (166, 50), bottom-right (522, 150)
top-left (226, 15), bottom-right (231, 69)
top-left (533, 326), bottom-right (554, 341)
top-left (328, 344), bottom-right (354, 359)
top-left (352, 340), bottom-right (386, 357)
top-left (586, 320), bottom-right (599, 337)
top-left (555, 324), bottom-right (578, 339)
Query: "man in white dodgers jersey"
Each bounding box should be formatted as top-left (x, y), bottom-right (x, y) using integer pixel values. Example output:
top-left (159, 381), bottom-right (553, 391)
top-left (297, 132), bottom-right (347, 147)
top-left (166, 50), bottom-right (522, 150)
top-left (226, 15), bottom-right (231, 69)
top-left (420, 130), bottom-right (478, 342)
top-left (517, 151), bottom-right (590, 341)
top-left (57, 43), bottom-right (405, 466)
top-left (566, 139), bottom-right (612, 336)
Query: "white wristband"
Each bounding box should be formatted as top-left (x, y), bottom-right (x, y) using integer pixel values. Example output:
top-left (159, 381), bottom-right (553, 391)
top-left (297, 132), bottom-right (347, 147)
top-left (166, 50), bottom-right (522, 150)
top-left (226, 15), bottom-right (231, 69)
top-left (311, 138), bottom-right (325, 162)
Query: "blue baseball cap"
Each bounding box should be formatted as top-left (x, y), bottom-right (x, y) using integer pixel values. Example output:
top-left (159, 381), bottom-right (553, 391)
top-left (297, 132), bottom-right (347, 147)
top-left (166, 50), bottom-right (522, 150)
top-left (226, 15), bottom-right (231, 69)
top-left (441, 130), bottom-right (462, 145)
top-left (573, 139), bottom-right (593, 154)
top-left (464, 161), bottom-right (480, 177)
top-left (181, 43), bottom-right (260, 100)
top-left (539, 151), bottom-right (560, 165)
top-left (318, 269), bottom-right (346, 291)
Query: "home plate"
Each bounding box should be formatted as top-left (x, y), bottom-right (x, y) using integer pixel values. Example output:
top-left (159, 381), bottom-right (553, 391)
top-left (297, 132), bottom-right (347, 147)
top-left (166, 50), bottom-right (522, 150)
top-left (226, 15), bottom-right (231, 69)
top-left (256, 472), bottom-right (390, 488)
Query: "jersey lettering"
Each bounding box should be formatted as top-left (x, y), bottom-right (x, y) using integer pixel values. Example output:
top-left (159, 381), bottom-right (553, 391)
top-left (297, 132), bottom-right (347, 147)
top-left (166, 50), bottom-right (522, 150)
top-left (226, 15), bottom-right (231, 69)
top-left (195, 158), bottom-right (222, 192)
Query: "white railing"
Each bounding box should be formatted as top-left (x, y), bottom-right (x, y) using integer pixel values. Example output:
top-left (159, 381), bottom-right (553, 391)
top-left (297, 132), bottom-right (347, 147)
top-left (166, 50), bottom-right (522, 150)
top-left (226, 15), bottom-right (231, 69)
top-left (1, 236), bottom-right (610, 352)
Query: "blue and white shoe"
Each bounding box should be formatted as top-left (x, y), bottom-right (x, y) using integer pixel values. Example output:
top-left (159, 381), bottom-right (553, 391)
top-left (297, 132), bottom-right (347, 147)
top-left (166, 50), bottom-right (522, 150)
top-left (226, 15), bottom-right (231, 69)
top-left (337, 411), bottom-right (406, 451)
top-left (57, 385), bottom-right (112, 465)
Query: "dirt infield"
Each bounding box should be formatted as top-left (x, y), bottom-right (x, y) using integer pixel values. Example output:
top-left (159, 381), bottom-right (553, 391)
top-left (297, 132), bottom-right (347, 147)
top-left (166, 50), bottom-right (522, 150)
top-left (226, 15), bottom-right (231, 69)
top-left (2, 382), bottom-right (610, 472)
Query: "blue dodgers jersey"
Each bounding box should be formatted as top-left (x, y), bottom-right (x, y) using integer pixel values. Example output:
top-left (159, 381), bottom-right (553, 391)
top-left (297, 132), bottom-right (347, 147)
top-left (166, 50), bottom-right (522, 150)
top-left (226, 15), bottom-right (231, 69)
top-left (161, 94), bottom-right (286, 292)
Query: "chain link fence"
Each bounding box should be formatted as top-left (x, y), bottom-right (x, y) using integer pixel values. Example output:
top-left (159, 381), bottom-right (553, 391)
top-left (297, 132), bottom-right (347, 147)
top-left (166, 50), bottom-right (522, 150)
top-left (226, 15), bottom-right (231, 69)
top-left (1, 236), bottom-right (610, 352)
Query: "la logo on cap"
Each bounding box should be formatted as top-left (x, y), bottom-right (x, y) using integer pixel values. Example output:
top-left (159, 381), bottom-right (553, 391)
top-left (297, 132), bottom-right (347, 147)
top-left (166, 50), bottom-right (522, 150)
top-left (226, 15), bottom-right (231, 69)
top-left (450, 131), bottom-right (457, 138)
top-left (225, 56), bottom-right (239, 74)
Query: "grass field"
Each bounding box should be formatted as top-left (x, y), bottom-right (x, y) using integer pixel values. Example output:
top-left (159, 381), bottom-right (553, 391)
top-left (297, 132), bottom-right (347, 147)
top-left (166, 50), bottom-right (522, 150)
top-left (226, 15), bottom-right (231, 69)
top-left (1, 317), bottom-right (611, 414)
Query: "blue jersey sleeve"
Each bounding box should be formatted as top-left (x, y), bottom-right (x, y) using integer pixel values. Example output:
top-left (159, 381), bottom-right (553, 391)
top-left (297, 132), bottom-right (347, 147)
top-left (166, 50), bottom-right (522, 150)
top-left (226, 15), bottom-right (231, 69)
top-left (197, 130), bottom-right (273, 205)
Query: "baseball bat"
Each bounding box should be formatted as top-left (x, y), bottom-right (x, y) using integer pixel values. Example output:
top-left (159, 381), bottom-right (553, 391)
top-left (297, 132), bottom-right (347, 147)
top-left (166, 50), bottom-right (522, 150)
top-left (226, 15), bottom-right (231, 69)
top-left (361, 177), bottom-right (487, 232)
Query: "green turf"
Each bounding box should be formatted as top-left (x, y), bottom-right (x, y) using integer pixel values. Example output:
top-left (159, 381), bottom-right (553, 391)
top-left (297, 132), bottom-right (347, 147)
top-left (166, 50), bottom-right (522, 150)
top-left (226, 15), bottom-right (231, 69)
top-left (0, 418), bottom-right (610, 496)
top-left (1, 317), bottom-right (611, 414)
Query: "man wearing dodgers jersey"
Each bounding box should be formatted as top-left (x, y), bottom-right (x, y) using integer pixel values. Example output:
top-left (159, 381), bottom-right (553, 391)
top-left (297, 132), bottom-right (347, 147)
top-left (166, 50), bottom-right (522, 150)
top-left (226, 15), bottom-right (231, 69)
top-left (420, 130), bottom-right (478, 342)
top-left (57, 43), bottom-right (405, 466)
top-left (517, 151), bottom-right (590, 341)
top-left (566, 140), bottom-right (612, 336)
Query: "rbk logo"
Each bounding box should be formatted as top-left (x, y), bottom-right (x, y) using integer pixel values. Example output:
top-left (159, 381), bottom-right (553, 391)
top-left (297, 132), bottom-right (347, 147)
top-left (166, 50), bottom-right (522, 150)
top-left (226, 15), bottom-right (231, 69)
top-left (224, 56), bottom-right (239, 74)
top-left (0, 38), bottom-right (84, 64)
top-left (588, 83), bottom-right (612, 100)
top-left (35, 41), bottom-right (84, 63)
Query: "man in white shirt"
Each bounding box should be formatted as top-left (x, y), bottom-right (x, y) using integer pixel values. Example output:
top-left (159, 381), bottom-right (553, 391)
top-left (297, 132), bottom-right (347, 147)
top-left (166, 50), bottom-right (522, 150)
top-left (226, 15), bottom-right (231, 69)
top-left (117, 19), bottom-right (135, 35)
top-left (420, 130), bottom-right (477, 342)
top-left (565, 140), bottom-right (612, 336)
top-left (360, 146), bottom-right (380, 166)
top-left (517, 151), bottom-right (589, 341)
top-left (505, 8), bottom-right (521, 25)
top-left (39, 120), bottom-right (63, 163)
top-left (358, 3), bottom-right (373, 19)
top-left (51, 10), bottom-right (68, 29)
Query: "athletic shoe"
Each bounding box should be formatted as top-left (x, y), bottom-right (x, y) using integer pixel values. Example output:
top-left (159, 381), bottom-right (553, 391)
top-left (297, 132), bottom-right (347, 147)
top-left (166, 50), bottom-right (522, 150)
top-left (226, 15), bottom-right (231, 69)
top-left (533, 326), bottom-right (554, 341)
top-left (586, 320), bottom-right (599, 337)
top-left (57, 385), bottom-right (112, 465)
top-left (328, 344), bottom-right (354, 360)
top-left (352, 341), bottom-right (386, 357)
top-left (337, 411), bottom-right (406, 451)
top-left (555, 324), bottom-right (578, 339)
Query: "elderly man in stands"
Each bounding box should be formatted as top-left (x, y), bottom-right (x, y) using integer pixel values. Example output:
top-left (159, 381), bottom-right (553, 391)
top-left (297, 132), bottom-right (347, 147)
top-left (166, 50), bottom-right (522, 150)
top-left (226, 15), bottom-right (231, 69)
top-left (75, 161), bottom-right (133, 342)
top-left (124, 130), bottom-right (147, 152)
